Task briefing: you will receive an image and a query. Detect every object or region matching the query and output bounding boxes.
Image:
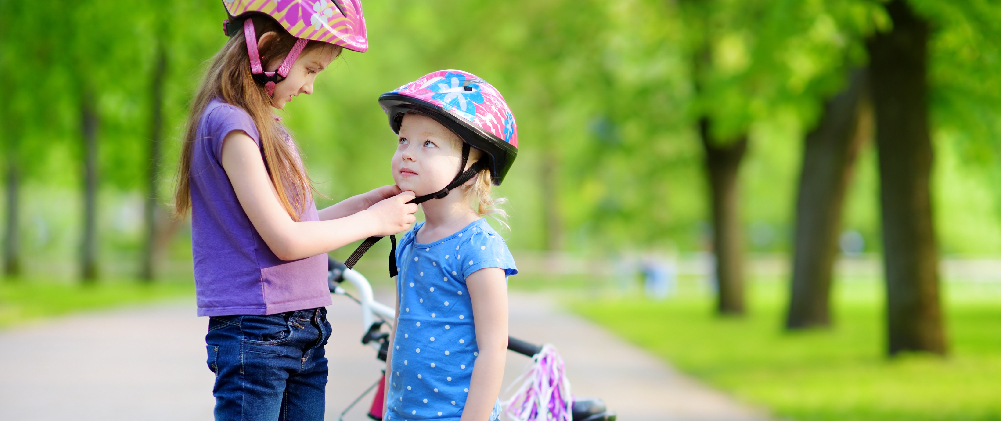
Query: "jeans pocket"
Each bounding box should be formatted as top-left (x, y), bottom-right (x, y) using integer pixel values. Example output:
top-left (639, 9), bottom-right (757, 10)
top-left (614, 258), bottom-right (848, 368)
top-left (206, 344), bottom-right (219, 374)
top-left (318, 309), bottom-right (331, 347)
top-left (240, 314), bottom-right (293, 353)
top-left (208, 315), bottom-right (239, 332)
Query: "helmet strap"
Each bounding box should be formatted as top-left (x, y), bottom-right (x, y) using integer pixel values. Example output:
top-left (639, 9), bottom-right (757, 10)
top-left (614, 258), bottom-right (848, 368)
top-left (342, 143), bottom-right (489, 278)
top-left (243, 19), bottom-right (308, 97)
top-left (410, 143), bottom-right (487, 205)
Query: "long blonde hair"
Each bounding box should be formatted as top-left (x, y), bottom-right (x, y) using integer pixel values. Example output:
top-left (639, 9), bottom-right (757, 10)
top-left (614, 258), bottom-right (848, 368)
top-left (173, 15), bottom-right (341, 221)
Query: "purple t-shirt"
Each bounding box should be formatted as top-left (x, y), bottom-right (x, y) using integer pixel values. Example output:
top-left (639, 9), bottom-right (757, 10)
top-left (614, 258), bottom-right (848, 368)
top-left (190, 99), bottom-right (330, 317)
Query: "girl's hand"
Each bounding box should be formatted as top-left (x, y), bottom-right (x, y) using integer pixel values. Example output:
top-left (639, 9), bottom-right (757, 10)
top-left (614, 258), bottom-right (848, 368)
top-left (318, 185), bottom-right (404, 221)
top-left (364, 185), bottom-right (404, 208)
top-left (365, 191), bottom-right (418, 236)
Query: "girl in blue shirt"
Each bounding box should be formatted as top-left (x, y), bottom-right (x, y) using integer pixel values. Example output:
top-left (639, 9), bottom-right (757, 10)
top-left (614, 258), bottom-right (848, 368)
top-left (379, 70), bottom-right (521, 421)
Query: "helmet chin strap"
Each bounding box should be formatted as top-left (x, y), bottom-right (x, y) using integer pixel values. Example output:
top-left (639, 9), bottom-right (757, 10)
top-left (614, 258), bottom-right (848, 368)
top-left (410, 143), bottom-right (487, 204)
top-left (244, 19), bottom-right (308, 97)
top-left (344, 143), bottom-right (488, 277)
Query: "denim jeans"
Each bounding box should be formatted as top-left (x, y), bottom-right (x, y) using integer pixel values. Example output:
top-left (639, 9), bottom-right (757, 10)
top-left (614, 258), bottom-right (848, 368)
top-left (206, 307), bottom-right (331, 421)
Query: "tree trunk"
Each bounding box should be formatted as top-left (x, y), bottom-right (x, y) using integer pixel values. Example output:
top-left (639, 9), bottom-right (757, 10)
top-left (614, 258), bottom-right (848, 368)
top-left (700, 118), bottom-right (747, 316)
top-left (81, 89), bottom-right (99, 284)
top-left (540, 149), bottom-right (564, 251)
top-left (3, 155), bottom-right (21, 279)
top-left (785, 69), bottom-right (872, 330)
top-left (141, 44), bottom-right (167, 283)
top-left (867, 0), bottom-right (947, 356)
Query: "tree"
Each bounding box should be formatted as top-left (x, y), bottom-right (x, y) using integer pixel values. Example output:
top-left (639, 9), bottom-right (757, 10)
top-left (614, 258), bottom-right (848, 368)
top-left (680, 0), bottom-right (761, 315)
top-left (140, 41), bottom-right (167, 282)
top-left (867, 0), bottom-right (946, 355)
top-left (1, 1), bottom-right (67, 280)
top-left (785, 69), bottom-right (871, 329)
top-left (79, 87), bottom-right (100, 283)
top-left (53, 0), bottom-right (178, 283)
top-left (699, 122), bottom-right (748, 315)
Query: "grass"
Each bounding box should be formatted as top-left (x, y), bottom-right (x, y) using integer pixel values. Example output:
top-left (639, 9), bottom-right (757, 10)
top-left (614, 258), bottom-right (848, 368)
top-left (569, 276), bottom-right (1001, 421)
top-left (0, 277), bottom-right (195, 329)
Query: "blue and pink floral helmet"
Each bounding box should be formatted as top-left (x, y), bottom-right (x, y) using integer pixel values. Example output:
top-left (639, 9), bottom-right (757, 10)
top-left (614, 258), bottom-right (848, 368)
top-left (379, 70), bottom-right (519, 185)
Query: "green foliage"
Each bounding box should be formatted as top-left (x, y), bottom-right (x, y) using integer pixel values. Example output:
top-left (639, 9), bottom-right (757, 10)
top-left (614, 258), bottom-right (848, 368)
top-left (3, 0), bottom-right (1001, 271)
top-left (574, 277), bottom-right (1001, 421)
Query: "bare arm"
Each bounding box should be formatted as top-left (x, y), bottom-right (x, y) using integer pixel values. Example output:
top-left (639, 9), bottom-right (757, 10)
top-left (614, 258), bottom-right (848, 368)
top-left (221, 131), bottom-right (417, 260)
top-left (461, 268), bottom-right (508, 421)
top-left (318, 185), bottom-right (402, 221)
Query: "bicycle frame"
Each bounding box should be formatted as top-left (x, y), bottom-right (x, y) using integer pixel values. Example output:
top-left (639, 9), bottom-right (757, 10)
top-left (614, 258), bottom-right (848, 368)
top-left (327, 258), bottom-right (615, 421)
top-left (334, 267), bottom-right (395, 338)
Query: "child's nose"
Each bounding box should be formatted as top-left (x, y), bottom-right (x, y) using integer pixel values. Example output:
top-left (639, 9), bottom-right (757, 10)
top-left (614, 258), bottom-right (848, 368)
top-left (302, 82), bottom-right (313, 95)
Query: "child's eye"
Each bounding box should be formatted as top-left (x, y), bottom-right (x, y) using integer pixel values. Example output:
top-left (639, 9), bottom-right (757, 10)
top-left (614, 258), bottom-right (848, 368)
top-left (399, 137), bottom-right (409, 145)
top-left (423, 140), bottom-right (436, 148)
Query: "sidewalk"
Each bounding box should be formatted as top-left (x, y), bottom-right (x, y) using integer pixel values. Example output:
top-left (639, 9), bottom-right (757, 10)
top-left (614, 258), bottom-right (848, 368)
top-left (0, 290), bottom-right (773, 421)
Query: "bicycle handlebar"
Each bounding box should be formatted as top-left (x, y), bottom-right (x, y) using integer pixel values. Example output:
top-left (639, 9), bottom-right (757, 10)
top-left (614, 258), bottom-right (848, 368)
top-left (329, 257), bottom-right (545, 358)
top-left (507, 336), bottom-right (543, 357)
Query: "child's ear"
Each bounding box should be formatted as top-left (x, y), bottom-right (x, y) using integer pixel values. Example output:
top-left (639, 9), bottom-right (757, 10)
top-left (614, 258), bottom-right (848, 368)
top-left (460, 170), bottom-right (486, 189)
top-left (257, 32), bottom-right (280, 70)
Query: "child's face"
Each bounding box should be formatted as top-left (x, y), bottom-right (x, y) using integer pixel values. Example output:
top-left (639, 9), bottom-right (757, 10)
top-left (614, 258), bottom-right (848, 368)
top-left (392, 114), bottom-right (465, 196)
top-left (268, 44), bottom-right (337, 109)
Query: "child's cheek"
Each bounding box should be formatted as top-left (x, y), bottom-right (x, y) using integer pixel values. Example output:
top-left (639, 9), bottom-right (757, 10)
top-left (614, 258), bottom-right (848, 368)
top-left (390, 156), bottom-right (403, 184)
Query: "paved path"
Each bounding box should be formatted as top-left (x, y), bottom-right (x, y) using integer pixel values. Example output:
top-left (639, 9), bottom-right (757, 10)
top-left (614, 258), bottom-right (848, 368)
top-left (0, 290), bottom-right (773, 421)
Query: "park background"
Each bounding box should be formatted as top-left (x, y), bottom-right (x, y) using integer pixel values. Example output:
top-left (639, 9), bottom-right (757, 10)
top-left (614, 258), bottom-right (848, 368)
top-left (1, 0), bottom-right (1000, 420)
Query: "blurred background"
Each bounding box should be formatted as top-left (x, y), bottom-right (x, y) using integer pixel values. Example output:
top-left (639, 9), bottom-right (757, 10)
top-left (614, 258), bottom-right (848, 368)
top-left (1, 0), bottom-right (1000, 420)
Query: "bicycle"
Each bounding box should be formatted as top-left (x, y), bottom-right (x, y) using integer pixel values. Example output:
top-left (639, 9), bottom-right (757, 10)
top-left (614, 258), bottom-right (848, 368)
top-left (327, 258), bottom-right (617, 421)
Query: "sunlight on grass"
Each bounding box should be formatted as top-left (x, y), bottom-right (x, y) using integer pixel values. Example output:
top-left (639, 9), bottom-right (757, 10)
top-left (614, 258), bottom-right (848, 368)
top-left (0, 278), bottom-right (195, 329)
top-left (572, 276), bottom-right (1001, 421)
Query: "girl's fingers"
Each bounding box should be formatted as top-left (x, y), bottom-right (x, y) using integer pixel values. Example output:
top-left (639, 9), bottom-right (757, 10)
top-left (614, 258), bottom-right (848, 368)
top-left (380, 184), bottom-right (403, 198)
top-left (396, 190), bottom-right (416, 202)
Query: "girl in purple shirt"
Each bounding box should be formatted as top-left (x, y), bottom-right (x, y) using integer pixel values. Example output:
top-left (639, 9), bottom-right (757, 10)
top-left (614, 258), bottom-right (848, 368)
top-left (171, 3), bottom-right (417, 420)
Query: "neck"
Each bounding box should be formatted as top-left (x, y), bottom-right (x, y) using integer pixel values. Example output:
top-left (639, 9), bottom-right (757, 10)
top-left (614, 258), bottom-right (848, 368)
top-left (417, 189), bottom-right (479, 242)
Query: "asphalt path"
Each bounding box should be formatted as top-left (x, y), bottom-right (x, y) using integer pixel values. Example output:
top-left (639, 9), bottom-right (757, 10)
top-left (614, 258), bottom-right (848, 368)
top-left (0, 290), bottom-right (773, 421)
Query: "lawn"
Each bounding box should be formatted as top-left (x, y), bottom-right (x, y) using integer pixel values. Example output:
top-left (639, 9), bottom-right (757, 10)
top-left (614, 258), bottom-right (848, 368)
top-left (0, 278), bottom-right (195, 329)
top-left (571, 276), bottom-right (1001, 421)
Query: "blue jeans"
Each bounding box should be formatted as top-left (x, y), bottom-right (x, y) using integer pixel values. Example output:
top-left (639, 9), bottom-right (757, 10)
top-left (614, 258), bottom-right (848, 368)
top-left (206, 308), bottom-right (331, 421)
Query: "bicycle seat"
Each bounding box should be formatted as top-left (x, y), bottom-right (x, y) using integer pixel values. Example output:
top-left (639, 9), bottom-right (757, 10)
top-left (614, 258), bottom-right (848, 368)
top-left (573, 397), bottom-right (617, 421)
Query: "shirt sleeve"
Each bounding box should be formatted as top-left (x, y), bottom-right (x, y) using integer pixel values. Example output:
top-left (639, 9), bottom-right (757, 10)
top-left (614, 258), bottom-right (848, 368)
top-left (460, 228), bottom-right (518, 280)
top-left (206, 103), bottom-right (262, 162)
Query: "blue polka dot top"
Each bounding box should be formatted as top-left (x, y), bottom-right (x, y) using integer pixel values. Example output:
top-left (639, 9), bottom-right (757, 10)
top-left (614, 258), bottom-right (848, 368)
top-left (386, 219), bottom-right (517, 421)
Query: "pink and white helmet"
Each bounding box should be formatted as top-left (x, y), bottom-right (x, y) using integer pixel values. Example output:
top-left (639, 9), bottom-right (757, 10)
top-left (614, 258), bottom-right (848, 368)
top-left (222, 0), bottom-right (367, 96)
top-left (379, 70), bottom-right (519, 185)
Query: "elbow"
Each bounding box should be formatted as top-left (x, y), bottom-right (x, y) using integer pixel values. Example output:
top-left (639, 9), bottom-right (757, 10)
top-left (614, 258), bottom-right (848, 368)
top-left (481, 338), bottom-right (508, 357)
top-left (273, 248), bottom-right (297, 262)
top-left (275, 243), bottom-right (308, 261)
top-left (265, 233), bottom-right (301, 261)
